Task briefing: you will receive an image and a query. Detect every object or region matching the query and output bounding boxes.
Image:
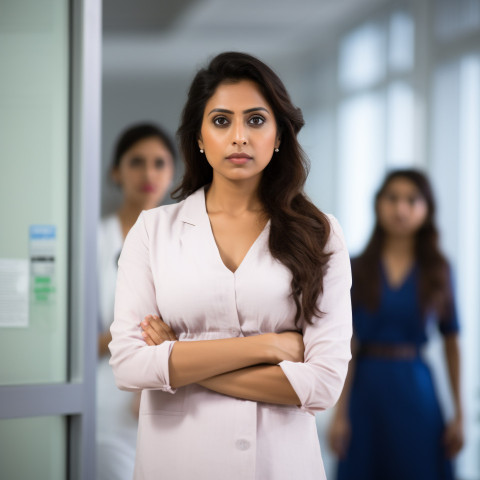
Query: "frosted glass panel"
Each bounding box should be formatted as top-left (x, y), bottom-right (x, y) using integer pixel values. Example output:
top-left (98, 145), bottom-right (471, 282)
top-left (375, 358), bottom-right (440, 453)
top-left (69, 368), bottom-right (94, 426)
top-left (0, 416), bottom-right (66, 480)
top-left (337, 93), bottom-right (385, 255)
top-left (303, 111), bottom-right (335, 214)
top-left (386, 81), bottom-right (415, 166)
top-left (339, 23), bottom-right (386, 90)
top-left (430, 61), bottom-right (460, 256)
top-left (456, 54), bottom-right (480, 480)
top-left (431, 56), bottom-right (480, 480)
top-left (0, 0), bottom-right (69, 384)
top-left (389, 11), bottom-right (414, 72)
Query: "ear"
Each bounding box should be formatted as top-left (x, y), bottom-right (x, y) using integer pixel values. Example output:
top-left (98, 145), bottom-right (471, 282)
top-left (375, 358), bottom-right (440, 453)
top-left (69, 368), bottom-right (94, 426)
top-left (197, 135), bottom-right (204, 151)
top-left (274, 135), bottom-right (281, 150)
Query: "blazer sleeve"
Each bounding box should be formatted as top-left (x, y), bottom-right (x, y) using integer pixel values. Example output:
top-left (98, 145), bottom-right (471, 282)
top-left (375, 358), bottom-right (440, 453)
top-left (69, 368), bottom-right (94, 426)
top-left (108, 211), bottom-right (176, 393)
top-left (279, 214), bottom-right (352, 412)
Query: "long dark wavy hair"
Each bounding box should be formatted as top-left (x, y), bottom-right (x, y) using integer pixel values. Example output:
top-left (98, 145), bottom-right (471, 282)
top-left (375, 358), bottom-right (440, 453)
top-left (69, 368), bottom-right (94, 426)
top-left (352, 169), bottom-right (454, 323)
top-left (173, 51), bottom-right (331, 325)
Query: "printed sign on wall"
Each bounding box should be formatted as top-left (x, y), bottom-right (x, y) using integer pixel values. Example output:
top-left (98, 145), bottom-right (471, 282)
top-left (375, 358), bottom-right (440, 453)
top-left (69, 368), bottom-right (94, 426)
top-left (30, 225), bottom-right (57, 305)
top-left (0, 259), bottom-right (29, 327)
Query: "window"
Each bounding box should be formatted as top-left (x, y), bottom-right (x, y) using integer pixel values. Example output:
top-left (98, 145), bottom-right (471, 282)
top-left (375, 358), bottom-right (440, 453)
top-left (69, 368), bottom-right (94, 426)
top-left (336, 9), bottom-right (416, 253)
top-left (431, 52), bottom-right (480, 479)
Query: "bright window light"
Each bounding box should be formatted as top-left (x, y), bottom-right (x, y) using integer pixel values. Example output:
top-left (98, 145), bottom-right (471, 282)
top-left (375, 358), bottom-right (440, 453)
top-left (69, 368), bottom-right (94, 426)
top-left (386, 81), bottom-right (415, 166)
top-left (339, 23), bottom-right (386, 91)
top-left (337, 92), bottom-right (385, 255)
top-left (389, 10), bottom-right (414, 72)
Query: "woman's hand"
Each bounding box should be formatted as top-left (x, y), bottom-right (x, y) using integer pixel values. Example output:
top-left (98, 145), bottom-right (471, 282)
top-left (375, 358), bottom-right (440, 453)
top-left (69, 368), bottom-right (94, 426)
top-left (328, 413), bottom-right (351, 459)
top-left (271, 331), bottom-right (304, 363)
top-left (98, 330), bottom-right (112, 357)
top-left (141, 314), bottom-right (178, 346)
top-left (443, 416), bottom-right (464, 458)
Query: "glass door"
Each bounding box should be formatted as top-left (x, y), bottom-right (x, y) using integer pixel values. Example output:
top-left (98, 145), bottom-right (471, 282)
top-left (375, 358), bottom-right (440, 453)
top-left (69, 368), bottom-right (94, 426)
top-left (0, 0), bottom-right (101, 478)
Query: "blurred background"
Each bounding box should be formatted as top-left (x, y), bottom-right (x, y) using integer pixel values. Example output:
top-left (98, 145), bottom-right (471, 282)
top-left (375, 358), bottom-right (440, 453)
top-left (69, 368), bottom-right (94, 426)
top-left (0, 0), bottom-right (479, 478)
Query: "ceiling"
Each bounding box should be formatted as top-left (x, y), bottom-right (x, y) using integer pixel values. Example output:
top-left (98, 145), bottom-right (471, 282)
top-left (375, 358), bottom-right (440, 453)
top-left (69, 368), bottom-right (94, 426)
top-left (102, 0), bottom-right (388, 78)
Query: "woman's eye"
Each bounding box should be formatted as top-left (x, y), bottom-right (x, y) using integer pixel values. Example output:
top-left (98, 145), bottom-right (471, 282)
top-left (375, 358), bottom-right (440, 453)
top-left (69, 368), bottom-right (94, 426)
top-left (213, 116), bottom-right (229, 126)
top-left (249, 115), bottom-right (265, 126)
top-left (155, 158), bottom-right (166, 169)
top-left (129, 157), bottom-right (143, 167)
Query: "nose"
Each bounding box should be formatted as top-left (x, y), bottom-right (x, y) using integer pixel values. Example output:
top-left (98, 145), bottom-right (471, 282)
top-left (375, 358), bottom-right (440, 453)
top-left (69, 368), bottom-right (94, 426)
top-left (395, 198), bottom-right (410, 217)
top-left (145, 162), bottom-right (158, 181)
top-left (232, 121), bottom-right (247, 146)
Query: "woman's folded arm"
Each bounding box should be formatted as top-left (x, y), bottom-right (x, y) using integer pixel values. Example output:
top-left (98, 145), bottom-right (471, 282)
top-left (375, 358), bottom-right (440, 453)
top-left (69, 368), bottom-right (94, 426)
top-left (109, 212), bottom-right (298, 392)
top-left (197, 364), bottom-right (301, 405)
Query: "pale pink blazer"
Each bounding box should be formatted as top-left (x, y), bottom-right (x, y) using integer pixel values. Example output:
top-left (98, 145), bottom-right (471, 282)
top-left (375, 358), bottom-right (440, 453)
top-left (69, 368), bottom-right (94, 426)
top-left (109, 186), bottom-right (352, 480)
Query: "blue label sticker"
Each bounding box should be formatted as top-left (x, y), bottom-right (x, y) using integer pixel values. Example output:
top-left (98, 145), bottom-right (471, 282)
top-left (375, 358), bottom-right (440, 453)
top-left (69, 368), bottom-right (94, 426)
top-left (30, 225), bottom-right (56, 240)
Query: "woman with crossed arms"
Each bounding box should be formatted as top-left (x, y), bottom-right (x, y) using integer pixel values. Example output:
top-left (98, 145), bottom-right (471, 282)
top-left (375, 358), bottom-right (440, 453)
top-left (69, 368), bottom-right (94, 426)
top-left (109, 52), bottom-right (352, 480)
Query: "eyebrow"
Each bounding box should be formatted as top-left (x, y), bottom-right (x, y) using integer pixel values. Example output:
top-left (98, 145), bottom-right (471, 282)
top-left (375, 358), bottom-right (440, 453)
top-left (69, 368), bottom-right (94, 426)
top-left (207, 107), bottom-right (269, 116)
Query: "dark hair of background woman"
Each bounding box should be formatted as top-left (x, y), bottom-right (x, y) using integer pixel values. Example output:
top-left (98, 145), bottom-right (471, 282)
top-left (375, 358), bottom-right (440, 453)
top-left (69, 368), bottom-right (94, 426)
top-left (111, 123), bottom-right (177, 170)
top-left (174, 51), bottom-right (331, 325)
top-left (352, 169), bottom-right (454, 323)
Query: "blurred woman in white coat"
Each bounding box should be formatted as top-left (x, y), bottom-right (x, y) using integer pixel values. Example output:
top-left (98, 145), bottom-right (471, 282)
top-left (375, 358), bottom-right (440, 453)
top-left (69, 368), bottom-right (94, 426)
top-left (96, 123), bottom-right (175, 480)
top-left (109, 52), bottom-right (352, 480)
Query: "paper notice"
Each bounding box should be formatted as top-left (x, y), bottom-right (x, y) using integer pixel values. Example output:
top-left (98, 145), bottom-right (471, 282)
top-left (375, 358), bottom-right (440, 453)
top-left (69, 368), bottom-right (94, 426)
top-left (0, 258), bottom-right (29, 327)
top-left (30, 225), bottom-right (56, 305)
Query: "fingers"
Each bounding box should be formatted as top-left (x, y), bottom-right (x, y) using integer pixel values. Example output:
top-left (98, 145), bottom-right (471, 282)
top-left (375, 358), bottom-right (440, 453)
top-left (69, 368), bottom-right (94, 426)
top-left (445, 435), bottom-right (463, 458)
top-left (329, 432), bottom-right (348, 459)
top-left (150, 315), bottom-right (177, 341)
top-left (142, 330), bottom-right (157, 346)
top-left (140, 315), bottom-right (178, 346)
top-left (141, 318), bottom-right (163, 345)
top-left (443, 423), bottom-right (464, 458)
top-left (447, 443), bottom-right (461, 458)
top-left (329, 438), bottom-right (345, 459)
top-left (327, 418), bottom-right (351, 459)
top-left (165, 322), bottom-right (178, 341)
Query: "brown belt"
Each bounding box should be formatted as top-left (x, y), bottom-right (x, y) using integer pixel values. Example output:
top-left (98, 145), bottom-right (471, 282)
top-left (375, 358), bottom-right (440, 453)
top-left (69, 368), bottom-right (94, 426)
top-left (357, 343), bottom-right (419, 359)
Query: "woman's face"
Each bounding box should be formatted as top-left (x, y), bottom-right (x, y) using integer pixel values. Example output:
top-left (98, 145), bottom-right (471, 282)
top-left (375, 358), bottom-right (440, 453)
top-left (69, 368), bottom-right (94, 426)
top-left (112, 136), bottom-right (174, 210)
top-left (198, 79), bottom-right (280, 186)
top-left (377, 177), bottom-right (429, 238)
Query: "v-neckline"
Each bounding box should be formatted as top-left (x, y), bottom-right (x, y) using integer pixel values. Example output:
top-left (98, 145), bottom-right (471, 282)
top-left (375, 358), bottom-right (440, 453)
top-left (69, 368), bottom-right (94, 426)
top-left (201, 188), bottom-right (270, 275)
top-left (380, 260), bottom-right (416, 292)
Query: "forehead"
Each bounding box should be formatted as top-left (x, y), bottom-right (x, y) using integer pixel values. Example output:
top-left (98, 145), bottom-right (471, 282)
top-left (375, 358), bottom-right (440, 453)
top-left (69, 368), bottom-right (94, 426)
top-left (384, 177), bottom-right (422, 195)
top-left (126, 136), bottom-right (171, 155)
top-left (204, 79), bottom-right (271, 111)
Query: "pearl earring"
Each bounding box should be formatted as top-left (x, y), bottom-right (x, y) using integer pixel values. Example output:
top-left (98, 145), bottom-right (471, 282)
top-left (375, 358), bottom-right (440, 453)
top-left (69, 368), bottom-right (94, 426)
top-left (275, 148), bottom-right (279, 153)
top-left (200, 149), bottom-right (204, 154)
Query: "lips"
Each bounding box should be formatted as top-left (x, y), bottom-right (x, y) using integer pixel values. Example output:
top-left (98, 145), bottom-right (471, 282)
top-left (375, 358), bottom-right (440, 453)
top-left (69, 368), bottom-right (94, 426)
top-left (141, 184), bottom-right (156, 193)
top-left (226, 153), bottom-right (252, 165)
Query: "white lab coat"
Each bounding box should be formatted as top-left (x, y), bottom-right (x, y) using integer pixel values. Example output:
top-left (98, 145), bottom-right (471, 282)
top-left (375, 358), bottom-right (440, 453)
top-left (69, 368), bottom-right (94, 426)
top-left (96, 214), bottom-right (137, 480)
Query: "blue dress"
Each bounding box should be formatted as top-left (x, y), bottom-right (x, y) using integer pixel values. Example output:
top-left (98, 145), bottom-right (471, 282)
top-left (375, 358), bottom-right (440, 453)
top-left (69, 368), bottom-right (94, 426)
top-left (336, 262), bottom-right (459, 480)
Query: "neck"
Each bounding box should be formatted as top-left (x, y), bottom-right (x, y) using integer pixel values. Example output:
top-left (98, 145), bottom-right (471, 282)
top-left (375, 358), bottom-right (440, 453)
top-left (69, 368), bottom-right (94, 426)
top-left (206, 175), bottom-right (263, 215)
top-left (117, 201), bottom-right (144, 231)
top-left (383, 235), bottom-right (415, 258)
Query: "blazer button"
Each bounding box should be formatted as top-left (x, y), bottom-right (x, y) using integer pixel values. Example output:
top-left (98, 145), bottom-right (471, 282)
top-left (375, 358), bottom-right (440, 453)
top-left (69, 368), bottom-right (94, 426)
top-left (235, 438), bottom-right (251, 451)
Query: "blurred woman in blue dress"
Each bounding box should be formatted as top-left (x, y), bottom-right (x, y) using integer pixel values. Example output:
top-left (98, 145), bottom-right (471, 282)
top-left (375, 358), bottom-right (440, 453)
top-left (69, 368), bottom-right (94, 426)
top-left (328, 169), bottom-right (464, 480)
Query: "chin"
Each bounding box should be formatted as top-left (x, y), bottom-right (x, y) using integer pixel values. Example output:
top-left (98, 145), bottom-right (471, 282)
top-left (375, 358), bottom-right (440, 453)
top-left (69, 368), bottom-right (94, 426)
top-left (225, 169), bottom-right (261, 179)
top-left (391, 228), bottom-right (416, 237)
